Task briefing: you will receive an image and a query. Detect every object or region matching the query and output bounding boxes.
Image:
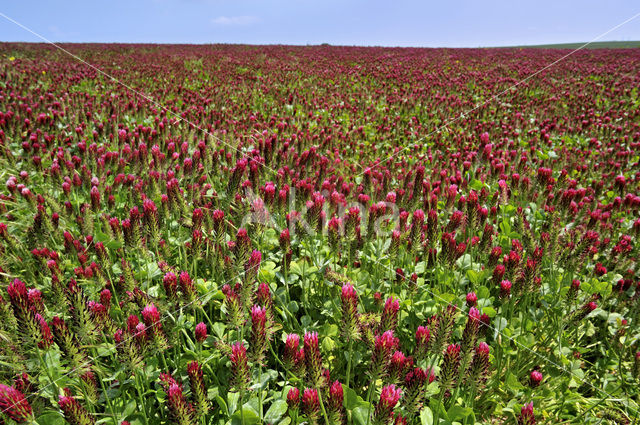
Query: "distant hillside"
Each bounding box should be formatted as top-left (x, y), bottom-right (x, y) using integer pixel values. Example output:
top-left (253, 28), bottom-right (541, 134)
top-left (507, 40), bottom-right (640, 49)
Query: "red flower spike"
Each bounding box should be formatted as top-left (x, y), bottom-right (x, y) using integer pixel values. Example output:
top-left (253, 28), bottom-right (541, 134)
top-left (0, 383), bottom-right (33, 423)
top-left (530, 370), bottom-right (543, 387)
top-left (287, 387), bottom-right (300, 410)
top-left (284, 333), bottom-right (300, 369)
top-left (250, 305), bottom-right (268, 363)
top-left (303, 331), bottom-right (323, 386)
top-left (328, 380), bottom-right (344, 413)
top-left (302, 388), bottom-right (320, 421)
top-left (439, 344), bottom-right (461, 394)
top-left (341, 283), bottom-right (359, 339)
top-left (58, 390), bottom-right (94, 425)
top-left (380, 297), bottom-right (400, 332)
top-left (187, 361), bottom-right (209, 418)
top-left (518, 402), bottom-right (536, 425)
top-left (414, 325), bottom-right (431, 361)
top-left (229, 342), bottom-right (250, 392)
top-left (373, 385), bottom-right (402, 425)
top-left (194, 322), bottom-right (207, 343)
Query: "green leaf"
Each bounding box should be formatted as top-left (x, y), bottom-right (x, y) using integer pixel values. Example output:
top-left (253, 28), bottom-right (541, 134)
top-left (259, 260), bottom-right (277, 281)
top-left (499, 219), bottom-right (511, 235)
top-left (230, 406), bottom-right (260, 425)
top-left (95, 231), bottom-right (109, 242)
top-left (135, 262), bottom-right (162, 280)
top-left (429, 399), bottom-right (447, 421)
top-left (420, 407), bottom-right (433, 425)
top-left (482, 306), bottom-right (497, 318)
top-left (105, 239), bottom-right (123, 250)
top-left (227, 392), bottom-right (239, 415)
top-left (264, 400), bottom-right (288, 423)
top-left (447, 405), bottom-right (472, 421)
top-left (323, 324), bottom-right (338, 337)
top-left (288, 301), bottom-right (299, 313)
top-left (123, 399), bottom-right (137, 418)
top-left (212, 322), bottom-right (226, 339)
top-left (96, 418), bottom-right (117, 425)
top-left (477, 286), bottom-right (490, 299)
top-left (466, 269), bottom-right (480, 284)
top-left (96, 343), bottom-right (115, 357)
top-left (254, 370), bottom-right (277, 390)
top-left (469, 179), bottom-right (485, 191)
top-left (321, 336), bottom-right (335, 352)
top-left (301, 315), bottom-right (312, 328)
top-left (124, 414), bottom-right (145, 425)
top-left (352, 405), bottom-right (371, 425)
top-left (506, 371), bottom-right (525, 391)
top-left (344, 387), bottom-right (367, 410)
top-left (535, 150), bottom-right (548, 160)
top-left (37, 411), bottom-right (65, 425)
top-left (455, 254), bottom-right (472, 270)
top-left (216, 395), bottom-right (228, 415)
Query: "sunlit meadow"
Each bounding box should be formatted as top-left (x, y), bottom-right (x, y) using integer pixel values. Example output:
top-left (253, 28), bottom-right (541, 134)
top-left (0, 43), bottom-right (639, 425)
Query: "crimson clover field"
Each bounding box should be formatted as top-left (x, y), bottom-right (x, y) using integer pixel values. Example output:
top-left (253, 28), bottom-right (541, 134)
top-left (0, 43), bottom-right (639, 425)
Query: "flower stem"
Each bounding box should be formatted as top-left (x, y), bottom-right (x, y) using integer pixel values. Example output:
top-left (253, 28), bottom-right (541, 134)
top-left (365, 383), bottom-right (375, 425)
top-left (239, 390), bottom-right (245, 425)
top-left (258, 364), bottom-right (264, 422)
top-left (134, 372), bottom-right (149, 425)
top-left (318, 390), bottom-right (331, 425)
top-left (433, 389), bottom-right (445, 425)
top-left (345, 338), bottom-right (354, 389)
top-left (36, 349), bottom-right (59, 398)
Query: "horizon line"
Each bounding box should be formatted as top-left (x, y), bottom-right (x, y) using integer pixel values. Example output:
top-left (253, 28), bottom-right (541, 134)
top-left (1, 39), bottom-right (639, 50)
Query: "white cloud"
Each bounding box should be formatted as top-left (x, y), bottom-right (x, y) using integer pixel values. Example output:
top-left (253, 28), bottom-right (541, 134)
top-left (211, 15), bottom-right (260, 26)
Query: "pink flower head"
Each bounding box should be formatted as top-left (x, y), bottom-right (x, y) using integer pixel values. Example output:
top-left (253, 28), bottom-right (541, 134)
top-left (166, 382), bottom-right (193, 424)
top-left (376, 330), bottom-right (399, 352)
top-left (141, 303), bottom-right (162, 332)
top-left (468, 307), bottom-right (481, 321)
top-left (500, 279), bottom-right (512, 297)
top-left (594, 263), bottom-right (607, 277)
top-left (195, 322), bottom-right (207, 343)
top-left (530, 370), bottom-right (543, 387)
top-left (127, 315), bottom-right (140, 334)
top-left (0, 383), bottom-right (33, 423)
top-left (304, 331), bottom-right (323, 385)
top-left (163, 272), bottom-right (178, 299)
top-left (250, 305), bottom-right (268, 360)
top-left (100, 289), bottom-right (112, 307)
top-left (374, 385), bottom-right (402, 423)
top-left (251, 305), bottom-right (267, 326)
top-left (36, 313), bottom-right (53, 348)
top-left (381, 297), bottom-right (400, 332)
top-left (284, 333), bottom-right (300, 367)
top-left (58, 391), bottom-right (92, 425)
top-left (287, 387), bottom-right (300, 410)
top-left (302, 388), bottom-right (320, 418)
top-left (518, 402), bottom-right (535, 425)
top-left (7, 279), bottom-right (28, 309)
top-left (328, 380), bottom-right (344, 412)
top-left (439, 344), bottom-right (461, 392)
top-left (341, 283), bottom-right (357, 305)
top-left (414, 325), bottom-right (431, 360)
top-left (230, 342), bottom-right (249, 391)
top-left (179, 271), bottom-right (195, 301)
top-left (466, 292), bottom-right (478, 307)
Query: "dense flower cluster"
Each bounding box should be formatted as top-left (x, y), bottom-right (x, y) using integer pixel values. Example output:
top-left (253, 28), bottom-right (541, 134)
top-left (0, 43), bottom-right (638, 424)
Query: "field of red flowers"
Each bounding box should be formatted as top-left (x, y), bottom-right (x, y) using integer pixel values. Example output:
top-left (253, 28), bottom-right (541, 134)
top-left (0, 43), bottom-right (639, 425)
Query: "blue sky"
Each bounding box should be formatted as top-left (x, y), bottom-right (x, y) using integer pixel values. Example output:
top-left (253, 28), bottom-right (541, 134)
top-left (1, 0), bottom-right (639, 47)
